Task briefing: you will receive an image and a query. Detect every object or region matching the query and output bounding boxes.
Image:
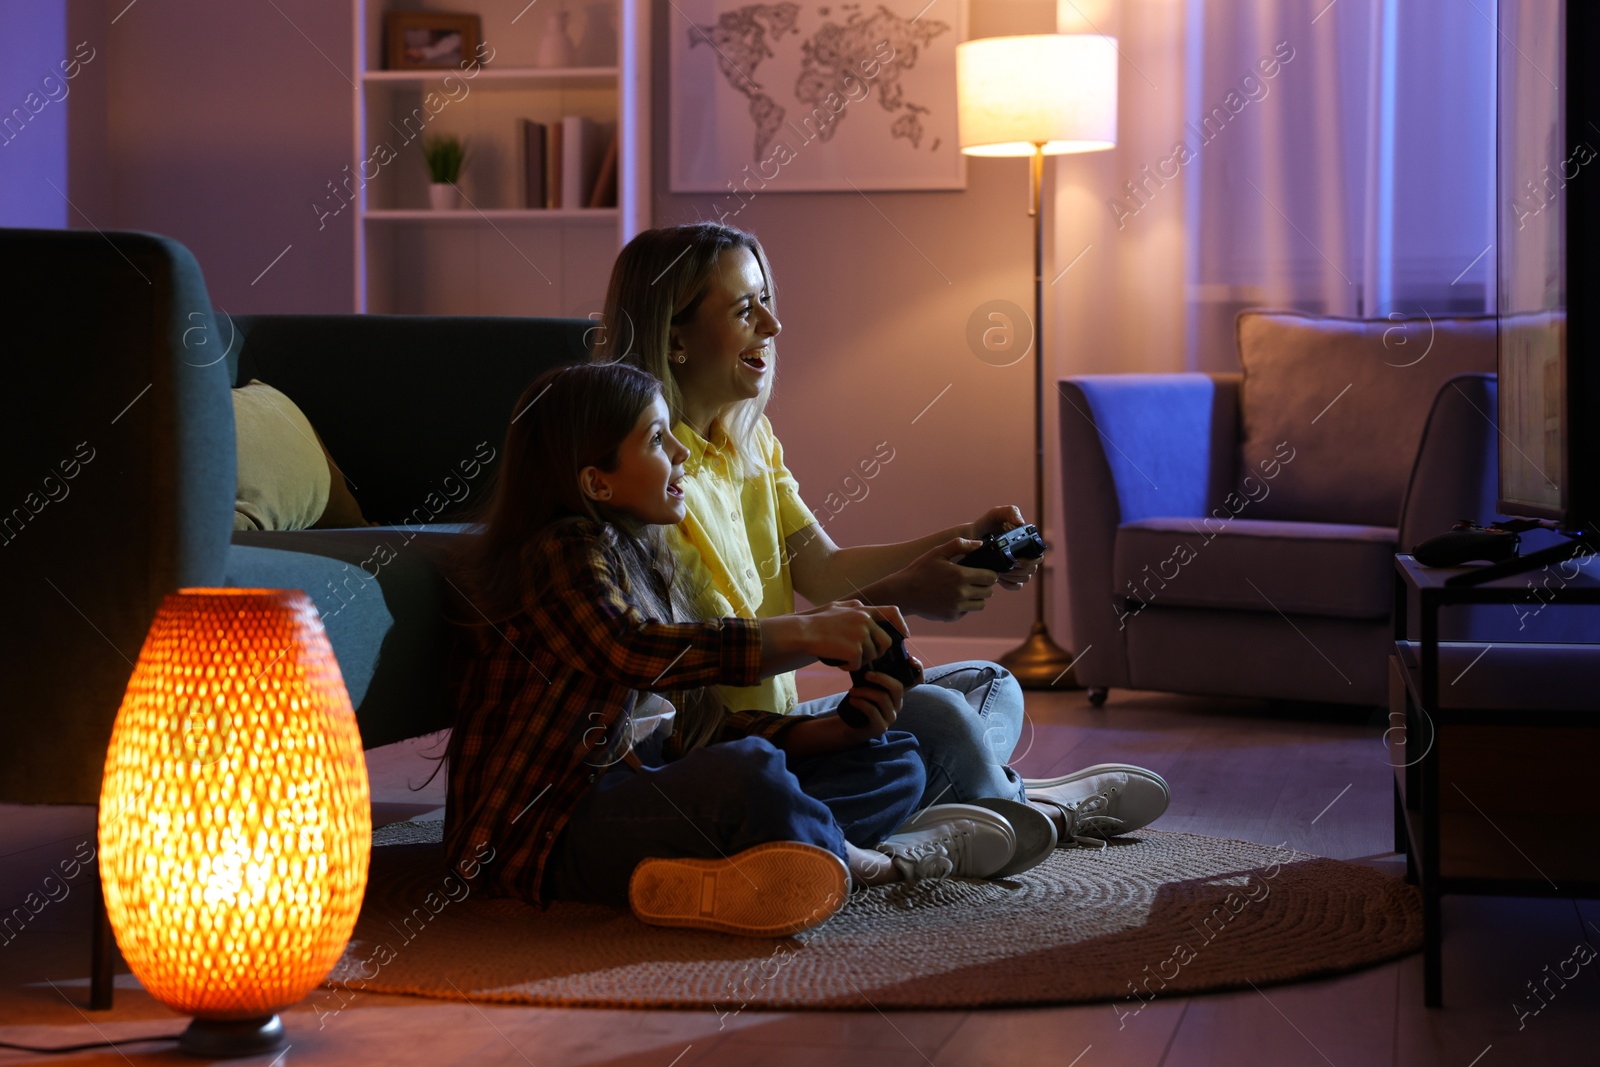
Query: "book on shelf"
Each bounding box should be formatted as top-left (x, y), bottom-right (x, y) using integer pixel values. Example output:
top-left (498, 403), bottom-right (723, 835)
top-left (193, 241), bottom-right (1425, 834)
top-left (521, 116), bottom-right (618, 211)
top-left (588, 125), bottom-right (619, 208)
top-left (546, 120), bottom-right (563, 209)
top-left (561, 116), bottom-right (604, 210)
top-left (521, 120), bottom-right (546, 210)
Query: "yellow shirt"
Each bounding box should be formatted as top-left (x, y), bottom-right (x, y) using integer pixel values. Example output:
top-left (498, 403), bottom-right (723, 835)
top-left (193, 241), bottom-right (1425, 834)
top-left (667, 416), bottom-right (817, 714)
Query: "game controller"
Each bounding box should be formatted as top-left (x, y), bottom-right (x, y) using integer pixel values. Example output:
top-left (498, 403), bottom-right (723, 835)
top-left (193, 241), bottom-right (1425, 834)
top-left (824, 620), bottom-right (919, 729)
top-left (958, 523), bottom-right (1047, 572)
top-left (1412, 520), bottom-right (1521, 567)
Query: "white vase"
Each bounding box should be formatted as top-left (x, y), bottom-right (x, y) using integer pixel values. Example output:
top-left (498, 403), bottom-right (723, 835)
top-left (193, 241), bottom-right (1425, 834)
top-left (428, 182), bottom-right (459, 210)
top-left (574, 2), bottom-right (618, 67)
top-left (535, 10), bottom-right (577, 68)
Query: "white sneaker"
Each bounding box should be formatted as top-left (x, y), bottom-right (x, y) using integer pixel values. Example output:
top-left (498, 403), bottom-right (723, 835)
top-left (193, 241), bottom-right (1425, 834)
top-left (1025, 766), bottom-right (1170, 848)
top-left (877, 803), bottom-right (1017, 882)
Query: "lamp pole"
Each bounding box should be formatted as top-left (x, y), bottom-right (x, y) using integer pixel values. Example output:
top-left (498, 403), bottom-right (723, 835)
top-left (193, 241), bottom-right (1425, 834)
top-left (997, 141), bottom-right (1081, 689)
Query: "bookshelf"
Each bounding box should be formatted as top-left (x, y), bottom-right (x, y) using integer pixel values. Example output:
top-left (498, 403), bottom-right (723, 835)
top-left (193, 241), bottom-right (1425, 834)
top-left (350, 1), bottom-right (650, 315)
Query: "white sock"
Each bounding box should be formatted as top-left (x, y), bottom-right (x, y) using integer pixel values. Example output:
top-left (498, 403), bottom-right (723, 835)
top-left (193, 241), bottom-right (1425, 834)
top-left (845, 842), bottom-right (899, 888)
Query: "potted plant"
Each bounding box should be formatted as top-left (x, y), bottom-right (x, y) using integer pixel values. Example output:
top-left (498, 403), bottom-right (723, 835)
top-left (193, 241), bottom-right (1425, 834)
top-left (422, 134), bottom-right (466, 210)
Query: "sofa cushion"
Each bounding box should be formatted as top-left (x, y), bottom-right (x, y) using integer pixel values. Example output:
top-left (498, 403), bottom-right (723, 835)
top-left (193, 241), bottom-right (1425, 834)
top-left (1114, 517), bottom-right (1398, 619)
top-left (226, 524), bottom-right (470, 748)
top-left (1236, 310), bottom-right (1496, 527)
top-left (232, 380), bottom-right (330, 531)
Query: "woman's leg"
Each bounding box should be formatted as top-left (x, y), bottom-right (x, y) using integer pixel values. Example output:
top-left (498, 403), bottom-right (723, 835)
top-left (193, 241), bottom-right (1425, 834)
top-left (799, 660), bottom-right (1027, 809)
top-left (541, 736), bottom-right (846, 907)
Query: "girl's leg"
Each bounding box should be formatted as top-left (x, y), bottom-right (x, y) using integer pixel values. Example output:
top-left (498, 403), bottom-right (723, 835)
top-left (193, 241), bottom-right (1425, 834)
top-left (783, 729), bottom-right (925, 846)
top-left (541, 736), bottom-right (846, 907)
top-left (797, 660), bottom-right (1028, 810)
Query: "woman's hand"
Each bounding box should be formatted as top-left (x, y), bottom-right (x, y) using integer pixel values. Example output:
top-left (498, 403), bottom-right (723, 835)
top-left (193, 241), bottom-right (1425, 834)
top-left (968, 505), bottom-right (1043, 591)
top-left (969, 505), bottom-right (1027, 540)
top-left (873, 538), bottom-right (996, 621)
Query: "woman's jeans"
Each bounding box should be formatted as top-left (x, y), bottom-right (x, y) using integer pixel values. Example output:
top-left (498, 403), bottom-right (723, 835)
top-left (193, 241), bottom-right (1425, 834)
top-left (797, 659), bottom-right (1028, 809)
top-left (542, 730), bottom-right (924, 906)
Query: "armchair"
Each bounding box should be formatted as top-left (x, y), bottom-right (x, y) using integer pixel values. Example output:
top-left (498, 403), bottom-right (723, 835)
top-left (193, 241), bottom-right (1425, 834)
top-left (1057, 310), bottom-right (1523, 706)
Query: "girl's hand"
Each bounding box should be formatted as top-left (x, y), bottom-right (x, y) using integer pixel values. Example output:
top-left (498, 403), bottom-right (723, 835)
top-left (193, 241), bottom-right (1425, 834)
top-left (968, 505), bottom-right (1042, 591)
top-left (780, 658), bottom-right (921, 757)
top-left (839, 668), bottom-right (904, 737)
top-left (798, 599), bottom-right (892, 669)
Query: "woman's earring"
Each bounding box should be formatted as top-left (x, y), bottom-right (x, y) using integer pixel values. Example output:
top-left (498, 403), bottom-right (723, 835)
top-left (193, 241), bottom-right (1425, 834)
top-left (674, 354), bottom-right (687, 364)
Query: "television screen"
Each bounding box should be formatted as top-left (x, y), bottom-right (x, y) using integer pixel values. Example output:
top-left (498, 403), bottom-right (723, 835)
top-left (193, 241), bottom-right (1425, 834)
top-left (1497, 0), bottom-right (1599, 532)
top-left (1496, 0), bottom-right (1568, 520)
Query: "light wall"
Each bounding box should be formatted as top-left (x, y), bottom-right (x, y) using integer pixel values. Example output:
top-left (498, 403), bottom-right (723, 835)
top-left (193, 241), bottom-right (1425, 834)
top-left (87, 0), bottom-right (355, 312)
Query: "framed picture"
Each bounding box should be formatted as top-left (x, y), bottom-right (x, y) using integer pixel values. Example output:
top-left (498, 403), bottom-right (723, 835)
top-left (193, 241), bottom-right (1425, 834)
top-left (384, 12), bottom-right (483, 71)
top-left (669, 0), bottom-right (967, 193)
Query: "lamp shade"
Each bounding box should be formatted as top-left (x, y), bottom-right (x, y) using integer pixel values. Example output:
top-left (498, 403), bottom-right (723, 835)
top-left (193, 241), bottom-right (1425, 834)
top-left (98, 589), bottom-right (369, 1047)
top-left (957, 34), bottom-right (1118, 156)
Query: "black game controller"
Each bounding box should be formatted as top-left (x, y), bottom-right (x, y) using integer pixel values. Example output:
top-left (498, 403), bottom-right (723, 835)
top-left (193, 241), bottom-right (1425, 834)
top-left (958, 523), bottom-right (1047, 573)
top-left (826, 620), bottom-right (919, 728)
top-left (1412, 520), bottom-right (1521, 567)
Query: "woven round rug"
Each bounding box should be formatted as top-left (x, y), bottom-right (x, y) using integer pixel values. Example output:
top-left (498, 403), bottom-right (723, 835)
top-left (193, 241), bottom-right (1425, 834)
top-left (323, 821), bottom-right (1420, 1010)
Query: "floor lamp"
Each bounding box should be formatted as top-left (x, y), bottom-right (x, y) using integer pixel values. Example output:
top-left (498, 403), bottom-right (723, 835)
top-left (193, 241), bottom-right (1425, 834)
top-left (956, 34), bottom-right (1118, 689)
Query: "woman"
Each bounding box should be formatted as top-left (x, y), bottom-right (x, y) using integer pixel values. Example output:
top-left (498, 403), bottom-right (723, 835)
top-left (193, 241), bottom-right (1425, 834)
top-left (592, 223), bottom-right (1170, 850)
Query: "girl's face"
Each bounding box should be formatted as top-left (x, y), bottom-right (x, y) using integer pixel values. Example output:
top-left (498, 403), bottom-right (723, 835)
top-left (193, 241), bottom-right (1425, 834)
top-left (668, 246), bottom-right (781, 429)
top-left (583, 393), bottom-right (690, 525)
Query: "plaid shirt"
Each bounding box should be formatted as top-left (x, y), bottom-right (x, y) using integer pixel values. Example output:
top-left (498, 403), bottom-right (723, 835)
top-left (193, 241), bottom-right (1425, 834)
top-left (445, 520), bottom-right (802, 903)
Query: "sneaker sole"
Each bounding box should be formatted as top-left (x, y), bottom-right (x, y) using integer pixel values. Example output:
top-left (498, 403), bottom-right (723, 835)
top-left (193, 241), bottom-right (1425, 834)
top-left (1022, 763), bottom-right (1171, 802)
top-left (967, 798), bottom-right (1057, 877)
top-left (628, 842), bottom-right (849, 937)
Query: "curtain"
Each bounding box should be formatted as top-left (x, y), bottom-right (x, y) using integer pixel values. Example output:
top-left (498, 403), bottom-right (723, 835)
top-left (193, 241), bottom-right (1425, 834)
top-left (1051, 0), bottom-right (1499, 374)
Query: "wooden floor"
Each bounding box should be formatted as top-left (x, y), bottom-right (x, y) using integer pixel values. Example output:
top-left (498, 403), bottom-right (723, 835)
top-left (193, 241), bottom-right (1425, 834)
top-left (2, 688), bottom-right (1596, 1065)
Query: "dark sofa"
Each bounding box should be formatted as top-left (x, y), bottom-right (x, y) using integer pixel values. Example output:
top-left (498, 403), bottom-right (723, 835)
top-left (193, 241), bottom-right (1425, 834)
top-left (1, 228), bottom-right (586, 804)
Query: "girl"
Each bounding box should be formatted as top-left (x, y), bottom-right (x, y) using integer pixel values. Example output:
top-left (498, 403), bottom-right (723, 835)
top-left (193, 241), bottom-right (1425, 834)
top-left (592, 223), bottom-right (1172, 854)
top-left (443, 362), bottom-right (1019, 937)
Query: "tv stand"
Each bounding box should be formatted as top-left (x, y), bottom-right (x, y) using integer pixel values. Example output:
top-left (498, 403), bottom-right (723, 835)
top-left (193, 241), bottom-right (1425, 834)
top-left (1391, 554), bottom-right (1600, 1007)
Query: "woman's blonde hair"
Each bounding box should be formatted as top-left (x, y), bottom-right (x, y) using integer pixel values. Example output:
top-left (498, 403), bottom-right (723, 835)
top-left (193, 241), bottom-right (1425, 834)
top-left (591, 223), bottom-right (777, 478)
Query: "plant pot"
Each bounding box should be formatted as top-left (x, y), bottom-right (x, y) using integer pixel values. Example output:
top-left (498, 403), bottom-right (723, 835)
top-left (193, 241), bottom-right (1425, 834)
top-left (428, 183), bottom-right (459, 210)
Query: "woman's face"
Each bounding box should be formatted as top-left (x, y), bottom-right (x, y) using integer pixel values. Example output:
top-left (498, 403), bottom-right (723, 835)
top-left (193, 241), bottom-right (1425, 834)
top-left (668, 246), bottom-right (781, 427)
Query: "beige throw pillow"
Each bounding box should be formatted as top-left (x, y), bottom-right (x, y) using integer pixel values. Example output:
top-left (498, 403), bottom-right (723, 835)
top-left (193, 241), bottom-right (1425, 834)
top-left (231, 380), bottom-right (332, 531)
top-left (1236, 310), bottom-right (1497, 527)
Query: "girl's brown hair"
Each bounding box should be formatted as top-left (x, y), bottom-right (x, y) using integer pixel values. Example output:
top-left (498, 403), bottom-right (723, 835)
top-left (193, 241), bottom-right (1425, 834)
top-left (452, 361), bottom-right (723, 753)
top-left (591, 222), bottom-right (778, 477)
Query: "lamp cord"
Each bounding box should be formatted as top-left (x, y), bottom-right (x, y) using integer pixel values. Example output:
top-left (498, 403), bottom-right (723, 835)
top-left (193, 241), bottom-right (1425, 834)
top-left (0, 1033), bottom-right (183, 1054)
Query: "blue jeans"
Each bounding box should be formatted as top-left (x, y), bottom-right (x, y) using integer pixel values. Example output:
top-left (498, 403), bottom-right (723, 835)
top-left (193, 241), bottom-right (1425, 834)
top-left (541, 730), bottom-right (924, 906)
top-left (798, 659), bottom-right (1027, 809)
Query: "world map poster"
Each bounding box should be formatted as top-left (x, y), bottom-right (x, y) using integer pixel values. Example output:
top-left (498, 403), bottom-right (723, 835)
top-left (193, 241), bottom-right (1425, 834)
top-left (668, 0), bottom-right (968, 192)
